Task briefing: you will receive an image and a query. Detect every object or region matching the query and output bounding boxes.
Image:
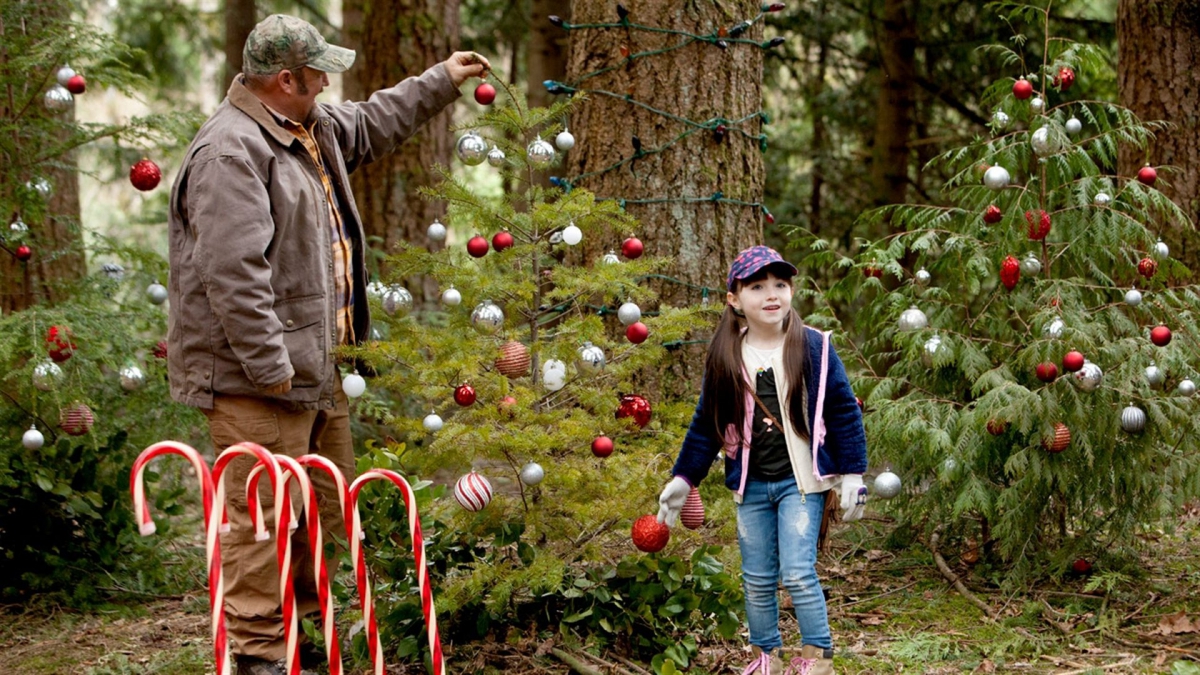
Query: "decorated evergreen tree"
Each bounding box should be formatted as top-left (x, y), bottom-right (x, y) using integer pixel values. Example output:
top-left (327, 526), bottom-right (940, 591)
top-left (796, 2), bottom-right (1200, 583)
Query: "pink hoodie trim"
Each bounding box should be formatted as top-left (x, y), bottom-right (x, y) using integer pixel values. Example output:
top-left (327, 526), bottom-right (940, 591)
top-left (811, 330), bottom-right (835, 482)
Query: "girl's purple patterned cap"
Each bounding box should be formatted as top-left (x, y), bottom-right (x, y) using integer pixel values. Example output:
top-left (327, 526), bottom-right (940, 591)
top-left (727, 245), bottom-right (798, 291)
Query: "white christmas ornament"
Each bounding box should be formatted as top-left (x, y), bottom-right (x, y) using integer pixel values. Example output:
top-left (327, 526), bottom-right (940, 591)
top-left (1030, 96), bottom-right (1045, 114)
top-left (577, 342), bottom-right (606, 373)
top-left (542, 359), bottom-right (567, 377)
top-left (342, 371), bottom-right (366, 398)
top-left (22, 425), bottom-right (44, 450)
top-left (422, 411), bottom-right (444, 432)
top-left (526, 137), bottom-right (556, 170)
top-left (873, 471), bottom-right (902, 499)
top-left (1154, 240), bottom-right (1170, 259)
top-left (33, 360), bottom-right (63, 391)
top-left (56, 66), bottom-right (76, 86)
top-left (601, 250), bottom-right (621, 265)
top-left (543, 370), bottom-right (566, 391)
top-left (983, 166), bottom-right (1010, 190)
top-left (147, 282), bottom-right (168, 305)
top-left (991, 110), bottom-right (1010, 129)
top-left (487, 145), bottom-right (506, 167)
top-left (618, 302), bottom-right (642, 326)
top-left (119, 365), bottom-right (145, 391)
top-left (44, 85), bottom-right (73, 112)
top-left (555, 128), bottom-right (575, 151)
top-left (442, 286), bottom-right (462, 306)
top-left (427, 218), bottom-right (447, 242)
top-left (471, 300), bottom-right (505, 333)
top-left (897, 306), bottom-right (928, 332)
top-left (562, 222), bottom-right (582, 246)
top-left (1178, 379), bottom-right (1196, 397)
top-left (1020, 253), bottom-right (1042, 276)
top-left (914, 268), bottom-right (931, 286)
top-left (1145, 363), bottom-right (1165, 389)
top-left (1125, 288), bottom-right (1143, 306)
top-left (1065, 117), bottom-right (1082, 135)
top-left (1094, 192), bottom-right (1112, 207)
top-left (519, 462), bottom-right (546, 486)
top-left (382, 285), bottom-right (413, 316)
top-left (456, 132), bottom-right (488, 165)
top-left (1073, 361), bottom-right (1103, 392)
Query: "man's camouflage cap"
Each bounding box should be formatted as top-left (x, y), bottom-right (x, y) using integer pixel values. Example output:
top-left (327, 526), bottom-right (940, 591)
top-left (243, 14), bottom-right (356, 75)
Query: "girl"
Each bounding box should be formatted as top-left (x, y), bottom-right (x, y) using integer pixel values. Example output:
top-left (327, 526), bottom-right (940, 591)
top-left (656, 246), bottom-right (868, 675)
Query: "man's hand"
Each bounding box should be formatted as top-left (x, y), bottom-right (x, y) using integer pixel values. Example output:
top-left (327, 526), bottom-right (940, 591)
top-left (264, 378), bottom-right (292, 395)
top-left (443, 51), bottom-right (492, 88)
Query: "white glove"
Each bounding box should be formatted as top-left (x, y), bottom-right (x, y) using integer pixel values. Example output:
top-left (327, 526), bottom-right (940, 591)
top-left (839, 474), bottom-right (866, 522)
top-left (656, 477), bottom-right (692, 527)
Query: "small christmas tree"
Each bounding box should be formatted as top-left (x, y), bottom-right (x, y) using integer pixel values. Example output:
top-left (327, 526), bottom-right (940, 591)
top-left (798, 3), bottom-right (1200, 581)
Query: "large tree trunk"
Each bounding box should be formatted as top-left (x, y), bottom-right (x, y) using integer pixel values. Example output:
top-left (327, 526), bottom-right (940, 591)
top-left (222, 0), bottom-right (257, 93)
top-left (870, 0), bottom-right (918, 209)
top-left (528, 0), bottom-right (571, 112)
top-left (342, 0), bottom-right (459, 295)
top-left (566, 0), bottom-right (766, 392)
top-left (0, 1), bottom-right (85, 313)
top-left (1117, 0), bottom-right (1200, 275)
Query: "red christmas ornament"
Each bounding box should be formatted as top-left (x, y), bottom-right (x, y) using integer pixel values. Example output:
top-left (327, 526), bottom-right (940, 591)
top-left (631, 514), bottom-right (670, 553)
top-left (591, 435), bottom-right (614, 458)
top-left (616, 394), bottom-right (652, 429)
top-left (1036, 361), bottom-right (1059, 383)
top-left (45, 325), bottom-right (76, 362)
top-left (1053, 66), bottom-right (1075, 91)
top-left (1071, 558), bottom-right (1092, 574)
top-left (66, 74), bottom-right (87, 94)
top-left (491, 230), bottom-right (514, 252)
top-left (498, 396), bottom-right (517, 417)
top-left (15, 245), bottom-right (32, 261)
top-left (1042, 422), bottom-right (1071, 453)
top-left (454, 383), bottom-right (477, 406)
top-left (984, 204), bottom-right (1003, 224)
top-left (494, 341), bottom-right (531, 378)
top-left (466, 235), bottom-right (489, 258)
top-left (1000, 255), bottom-right (1020, 290)
top-left (1025, 209), bottom-right (1051, 240)
top-left (474, 82), bottom-right (496, 105)
top-left (1137, 165), bottom-right (1157, 186)
top-left (986, 419), bottom-right (1008, 436)
top-left (626, 321), bottom-right (649, 344)
top-left (1012, 77), bottom-right (1034, 100)
top-left (764, 210), bottom-right (775, 225)
top-left (1150, 325), bottom-right (1172, 347)
top-left (1062, 350), bottom-right (1085, 372)
top-left (862, 265), bottom-right (883, 279)
top-left (60, 402), bottom-right (95, 436)
top-left (153, 340), bottom-right (169, 360)
top-left (856, 397), bottom-right (864, 411)
top-left (129, 158), bottom-right (162, 191)
top-left (1137, 257), bottom-right (1158, 279)
top-left (621, 236), bottom-right (644, 259)
top-left (680, 487), bottom-right (705, 530)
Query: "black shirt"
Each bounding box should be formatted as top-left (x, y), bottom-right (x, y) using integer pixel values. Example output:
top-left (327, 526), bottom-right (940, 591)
top-left (749, 367), bottom-right (793, 480)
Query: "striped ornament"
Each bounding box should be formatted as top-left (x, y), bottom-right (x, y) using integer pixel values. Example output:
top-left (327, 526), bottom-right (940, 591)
top-left (680, 487), bottom-right (705, 530)
top-left (494, 341), bottom-right (530, 378)
top-left (1120, 404), bottom-right (1146, 434)
top-left (60, 402), bottom-right (95, 436)
top-left (1042, 422), bottom-right (1071, 453)
top-left (454, 472), bottom-right (493, 512)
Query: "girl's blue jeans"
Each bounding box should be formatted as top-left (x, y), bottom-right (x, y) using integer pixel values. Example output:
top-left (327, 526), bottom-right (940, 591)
top-left (736, 475), bottom-right (833, 652)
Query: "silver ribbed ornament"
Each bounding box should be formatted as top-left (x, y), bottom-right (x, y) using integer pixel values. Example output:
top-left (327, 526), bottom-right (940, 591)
top-left (471, 300), bottom-right (505, 333)
top-left (873, 471), bottom-right (902, 499)
top-left (526, 137), bottom-right (556, 170)
top-left (1020, 254), bottom-right (1042, 276)
top-left (519, 462), bottom-right (545, 486)
top-left (33, 360), bottom-right (63, 391)
top-left (578, 342), bottom-right (606, 373)
top-left (1120, 404), bottom-right (1146, 433)
top-left (147, 282), bottom-right (168, 305)
top-left (456, 132), bottom-right (488, 166)
top-left (44, 84), bottom-right (73, 112)
top-left (382, 285), bottom-right (413, 316)
top-left (915, 268), bottom-right (931, 285)
top-left (1094, 192), bottom-right (1112, 207)
top-left (427, 218), bottom-right (447, 242)
top-left (1065, 117), bottom-right (1082, 135)
top-left (983, 166), bottom-right (1010, 190)
top-left (618, 302), bottom-right (642, 326)
top-left (487, 145), bottom-right (506, 167)
top-left (897, 306), bottom-right (928, 332)
top-left (119, 365), bottom-right (145, 391)
top-left (1178, 378), bottom-right (1196, 397)
top-left (1145, 363), bottom-right (1165, 389)
top-left (1073, 361), bottom-right (1103, 392)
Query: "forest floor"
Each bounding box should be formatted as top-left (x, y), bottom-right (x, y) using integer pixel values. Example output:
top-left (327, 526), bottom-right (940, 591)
top-left (3, 508), bottom-right (1199, 675)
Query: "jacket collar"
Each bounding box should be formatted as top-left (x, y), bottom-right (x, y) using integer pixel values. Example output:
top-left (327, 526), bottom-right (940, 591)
top-left (227, 75), bottom-right (310, 148)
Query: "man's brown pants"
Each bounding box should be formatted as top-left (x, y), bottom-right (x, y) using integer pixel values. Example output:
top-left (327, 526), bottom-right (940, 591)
top-left (204, 389), bottom-right (354, 661)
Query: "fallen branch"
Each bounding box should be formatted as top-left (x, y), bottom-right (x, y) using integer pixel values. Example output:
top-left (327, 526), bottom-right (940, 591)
top-left (928, 526), bottom-right (995, 620)
top-left (574, 648), bottom-right (636, 675)
top-left (550, 647), bottom-right (604, 675)
top-left (835, 580), bottom-right (919, 609)
top-left (1055, 656), bottom-right (1137, 675)
top-left (608, 652), bottom-right (653, 675)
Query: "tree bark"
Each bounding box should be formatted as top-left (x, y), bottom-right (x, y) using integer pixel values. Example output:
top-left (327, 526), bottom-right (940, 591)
top-left (342, 0), bottom-right (459, 294)
top-left (870, 0), bottom-right (918, 209)
top-left (1117, 0), bottom-right (1200, 274)
top-left (222, 0), bottom-right (257, 93)
top-left (528, 0), bottom-right (571, 112)
top-left (0, 1), bottom-right (84, 313)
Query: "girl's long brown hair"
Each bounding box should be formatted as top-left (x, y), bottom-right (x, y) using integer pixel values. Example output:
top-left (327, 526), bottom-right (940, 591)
top-left (700, 276), bottom-right (809, 447)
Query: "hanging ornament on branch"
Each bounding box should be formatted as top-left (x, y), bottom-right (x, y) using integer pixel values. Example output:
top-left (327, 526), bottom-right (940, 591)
top-left (1000, 255), bottom-right (1020, 290)
top-left (454, 471), bottom-right (493, 511)
top-left (130, 158), bottom-right (162, 191)
top-left (456, 132), bottom-right (488, 166)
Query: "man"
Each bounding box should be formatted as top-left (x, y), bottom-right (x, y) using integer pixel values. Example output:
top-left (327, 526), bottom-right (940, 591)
top-left (166, 14), bottom-right (488, 675)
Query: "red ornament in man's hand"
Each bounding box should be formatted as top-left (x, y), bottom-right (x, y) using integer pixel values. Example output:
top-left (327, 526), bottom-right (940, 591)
top-left (474, 82), bottom-right (496, 105)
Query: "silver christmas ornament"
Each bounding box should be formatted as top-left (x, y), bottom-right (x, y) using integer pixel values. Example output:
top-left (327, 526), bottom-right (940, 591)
top-left (427, 218), bottom-right (447, 242)
top-left (991, 110), bottom-right (1010, 129)
top-left (382, 285), bottom-right (413, 316)
top-left (1020, 253), bottom-right (1042, 276)
top-left (422, 411), bottom-right (444, 432)
top-left (1120, 404), bottom-right (1146, 433)
top-left (549, 231), bottom-right (564, 245)
top-left (1030, 96), bottom-right (1045, 114)
top-left (1178, 378), bottom-right (1196, 397)
top-left (366, 281), bottom-right (387, 297)
top-left (941, 457), bottom-right (959, 476)
top-left (922, 334), bottom-right (942, 367)
top-left (22, 425), bottom-right (44, 450)
top-left (56, 66), bottom-right (76, 86)
top-left (915, 268), bottom-right (931, 286)
top-left (1065, 117), bottom-right (1082, 135)
top-left (577, 341), bottom-right (606, 373)
top-left (10, 218), bottom-right (28, 234)
top-left (519, 461), bottom-right (546, 486)
top-left (555, 128), bottom-right (575, 151)
top-left (1073, 361), bottom-right (1103, 392)
top-left (44, 84), bottom-right (73, 112)
top-left (442, 286), bottom-right (462, 306)
top-left (27, 177), bottom-right (52, 196)
top-left (601, 250), bottom-right (621, 265)
top-left (1145, 363), bottom-right (1165, 389)
top-left (526, 137), bottom-right (556, 170)
top-left (119, 364), bottom-right (145, 391)
top-left (147, 282), bottom-right (168, 305)
top-left (873, 471), bottom-right (902, 499)
top-left (1094, 192), bottom-right (1112, 207)
top-left (897, 306), bottom-right (928, 332)
top-left (1031, 126), bottom-right (1059, 156)
top-left (487, 145), bottom-right (506, 167)
top-left (471, 300), bottom-right (505, 333)
top-left (618, 302), bottom-right (642, 326)
top-left (456, 132), bottom-right (489, 166)
top-left (101, 262), bottom-right (125, 281)
top-left (1044, 318), bottom-right (1065, 339)
top-left (1154, 240), bottom-right (1170, 259)
top-left (983, 165), bottom-right (1010, 190)
top-left (33, 360), bottom-right (63, 391)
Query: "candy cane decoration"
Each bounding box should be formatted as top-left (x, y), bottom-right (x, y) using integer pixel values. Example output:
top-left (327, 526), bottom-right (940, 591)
top-left (296, 454), bottom-right (352, 674)
top-left (212, 443), bottom-right (300, 675)
top-left (348, 469), bottom-right (444, 675)
top-left (130, 441), bottom-right (229, 675)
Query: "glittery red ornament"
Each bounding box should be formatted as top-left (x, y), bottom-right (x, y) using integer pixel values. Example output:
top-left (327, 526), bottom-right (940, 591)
top-left (45, 325), bottom-right (76, 363)
top-left (621, 236), bottom-right (644, 259)
top-left (626, 321), bottom-right (649, 344)
top-left (1071, 558), bottom-right (1092, 574)
top-left (1138, 257), bottom-right (1158, 279)
top-left (631, 514), bottom-right (670, 553)
top-left (1012, 78), bottom-right (1033, 100)
top-left (15, 245), bottom-right (32, 261)
top-left (1053, 66), bottom-right (1075, 91)
top-left (1025, 209), bottom-right (1051, 240)
top-left (1137, 165), bottom-right (1157, 186)
top-left (153, 340), bottom-right (169, 360)
top-left (67, 74), bottom-right (87, 94)
top-left (491, 230), bottom-right (514, 252)
top-left (591, 435), bottom-right (614, 457)
top-left (1042, 422), bottom-right (1070, 453)
top-left (1150, 325), bottom-right (1172, 346)
top-left (984, 204), bottom-right (1003, 224)
top-left (1036, 361), bottom-right (1059, 383)
top-left (494, 341), bottom-right (530, 378)
top-left (129, 158), bottom-right (162, 191)
top-left (986, 419), bottom-right (1008, 436)
top-left (616, 394), bottom-right (652, 429)
top-left (680, 487), bottom-right (705, 530)
top-left (1062, 350), bottom-right (1085, 372)
top-left (1000, 255), bottom-right (1020, 290)
top-left (60, 402), bottom-right (95, 436)
top-left (454, 383), bottom-right (477, 406)
top-left (467, 235), bottom-right (489, 258)
top-left (474, 82), bottom-right (496, 105)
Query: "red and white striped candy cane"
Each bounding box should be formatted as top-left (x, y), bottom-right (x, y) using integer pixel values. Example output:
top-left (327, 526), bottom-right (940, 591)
top-left (296, 454), bottom-right (351, 674)
top-left (212, 443), bottom-right (300, 675)
top-left (130, 441), bottom-right (229, 675)
top-left (347, 469), bottom-right (444, 675)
